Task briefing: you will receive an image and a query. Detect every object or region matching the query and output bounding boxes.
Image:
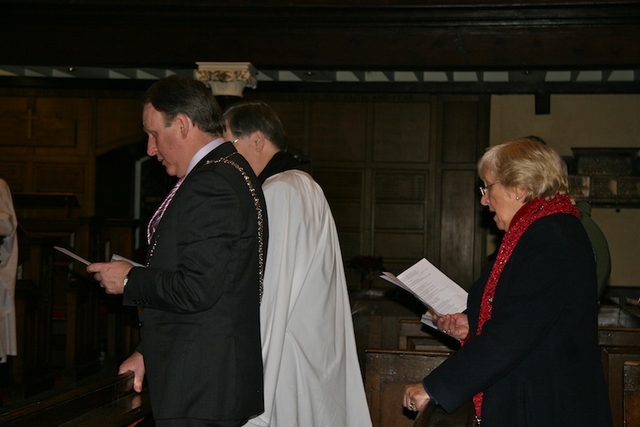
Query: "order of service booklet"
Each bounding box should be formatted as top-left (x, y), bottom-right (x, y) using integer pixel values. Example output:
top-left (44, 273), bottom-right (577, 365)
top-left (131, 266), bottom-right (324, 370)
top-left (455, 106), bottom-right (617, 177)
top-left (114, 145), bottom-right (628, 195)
top-left (380, 258), bottom-right (468, 326)
top-left (54, 246), bottom-right (144, 267)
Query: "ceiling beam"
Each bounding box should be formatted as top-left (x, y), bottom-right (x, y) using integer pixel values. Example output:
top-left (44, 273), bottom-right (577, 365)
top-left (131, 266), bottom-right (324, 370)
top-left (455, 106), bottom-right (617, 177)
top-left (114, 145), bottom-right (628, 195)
top-left (2, 1), bottom-right (640, 70)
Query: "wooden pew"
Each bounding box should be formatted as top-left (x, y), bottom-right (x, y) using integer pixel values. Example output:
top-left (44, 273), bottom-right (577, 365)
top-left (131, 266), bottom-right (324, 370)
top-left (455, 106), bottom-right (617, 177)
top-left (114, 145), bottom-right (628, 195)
top-left (598, 323), bottom-right (640, 427)
top-left (351, 294), bottom-right (426, 370)
top-left (412, 400), bottom-right (473, 427)
top-left (398, 318), bottom-right (460, 352)
top-left (365, 348), bottom-right (470, 427)
top-left (624, 360), bottom-right (640, 427)
top-left (0, 373), bottom-right (150, 426)
top-left (398, 318), bottom-right (432, 350)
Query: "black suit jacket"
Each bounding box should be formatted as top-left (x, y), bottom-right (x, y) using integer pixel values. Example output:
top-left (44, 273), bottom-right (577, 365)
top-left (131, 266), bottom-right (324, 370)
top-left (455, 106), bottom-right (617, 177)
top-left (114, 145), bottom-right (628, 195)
top-left (424, 214), bottom-right (612, 427)
top-left (124, 142), bottom-right (267, 421)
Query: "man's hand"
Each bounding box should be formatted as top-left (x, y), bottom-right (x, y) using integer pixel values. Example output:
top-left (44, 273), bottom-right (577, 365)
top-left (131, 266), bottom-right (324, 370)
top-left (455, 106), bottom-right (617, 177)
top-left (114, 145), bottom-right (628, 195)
top-left (86, 260), bottom-right (133, 295)
top-left (119, 351), bottom-right (146, 393)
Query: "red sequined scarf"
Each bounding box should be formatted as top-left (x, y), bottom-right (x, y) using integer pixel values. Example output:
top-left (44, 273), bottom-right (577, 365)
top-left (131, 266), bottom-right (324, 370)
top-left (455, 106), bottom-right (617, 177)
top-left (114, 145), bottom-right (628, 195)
top-left (471, 194), bottom-right (578, 418)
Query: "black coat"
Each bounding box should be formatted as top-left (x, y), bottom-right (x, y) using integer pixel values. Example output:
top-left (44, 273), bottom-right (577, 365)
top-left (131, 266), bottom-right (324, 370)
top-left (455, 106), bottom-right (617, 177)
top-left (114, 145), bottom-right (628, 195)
top-left (423, 213), bottom-right (612, 427)
top-left (124, 142), bottom-right (267, 422)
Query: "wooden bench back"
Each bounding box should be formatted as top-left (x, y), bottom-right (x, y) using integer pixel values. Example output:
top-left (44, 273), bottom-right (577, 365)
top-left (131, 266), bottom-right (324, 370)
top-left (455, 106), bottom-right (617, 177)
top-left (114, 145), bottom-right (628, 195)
top-left (624, 360), bottom-right (640, 427)
top-left (365, 348), bottom-right (451, 427)
top-left (0, 373), bottom-right (150, 426)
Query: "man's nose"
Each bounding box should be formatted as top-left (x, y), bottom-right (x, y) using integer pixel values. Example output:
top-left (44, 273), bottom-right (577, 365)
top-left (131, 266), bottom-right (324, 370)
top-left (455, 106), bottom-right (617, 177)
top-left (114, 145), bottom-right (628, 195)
top-left (147, 136), bottom-right (157, 157)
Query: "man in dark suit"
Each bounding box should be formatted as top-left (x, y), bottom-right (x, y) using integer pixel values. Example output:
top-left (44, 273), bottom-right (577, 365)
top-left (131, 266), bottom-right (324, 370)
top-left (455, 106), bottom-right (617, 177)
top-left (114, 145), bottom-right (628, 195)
top-left (88, 75), bottom-right (267, 427)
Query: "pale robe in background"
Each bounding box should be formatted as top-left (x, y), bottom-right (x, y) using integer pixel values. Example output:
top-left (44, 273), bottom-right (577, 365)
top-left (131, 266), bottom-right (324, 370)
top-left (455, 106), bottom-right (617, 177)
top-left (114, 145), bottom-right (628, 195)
top-left (244, 169), bottom-right (372, 427)
top-left (0, 178), bottom-right (18, 363)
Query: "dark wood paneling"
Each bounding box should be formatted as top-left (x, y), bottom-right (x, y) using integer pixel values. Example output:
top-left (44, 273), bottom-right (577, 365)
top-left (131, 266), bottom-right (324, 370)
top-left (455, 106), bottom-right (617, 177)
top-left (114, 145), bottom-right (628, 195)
top-left (375, 203), bottom-right (424, 230)
top-left (310, 101), bottom-right (368, 162)
top-left (0, 98), bottom-right (35, 156)
top-left (374, 232), bottom-right (425, 260)
top-left (374, 170), bottom-right (429, 263)
top-left (441, 100), bottom-right (480, 164)
top-left (34, 163), bottom-right (86, 194)
top-left (265, 100), bottom-right (306, 154)
top-left (436, 95), bottom-right (490, 284)
top-left (375, 172), bottom-right (427, 201)
top-left (95, 98), bottom-right (145, 155)
top-left (373, 102), bottom-right (431, 163)
top-left (326, 202), bottom-right (363, 229)
top-left (0, 162), bottom-right (26, 192)
top-left (32, 98), bottom-right (91, 156)
top-left (313, 169), bottom-right (364, 258)
top-left (314, 170), bottom-right (363, 200)
top-left (439, 170), bottom-right (478, 288)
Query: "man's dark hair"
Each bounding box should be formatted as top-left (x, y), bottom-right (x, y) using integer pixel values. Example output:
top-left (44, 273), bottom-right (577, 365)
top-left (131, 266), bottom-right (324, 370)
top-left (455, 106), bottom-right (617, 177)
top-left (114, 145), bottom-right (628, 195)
top-left (143, 74), bottom-right (225, 136)
top-left (224, 101), bottom-right (288, 151)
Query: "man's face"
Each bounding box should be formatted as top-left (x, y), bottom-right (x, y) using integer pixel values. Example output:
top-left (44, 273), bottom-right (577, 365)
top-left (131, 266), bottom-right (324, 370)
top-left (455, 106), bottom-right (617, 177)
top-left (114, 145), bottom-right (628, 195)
top-left (143, 103), bottom-right (185, 177)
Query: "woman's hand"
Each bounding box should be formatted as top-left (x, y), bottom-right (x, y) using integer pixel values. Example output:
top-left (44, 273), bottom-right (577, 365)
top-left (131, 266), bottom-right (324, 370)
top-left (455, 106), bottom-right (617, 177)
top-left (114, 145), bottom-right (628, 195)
top-left (434, 312), bottom-right (469, 340)
top-left (403, 382), bottom-right (430, 412)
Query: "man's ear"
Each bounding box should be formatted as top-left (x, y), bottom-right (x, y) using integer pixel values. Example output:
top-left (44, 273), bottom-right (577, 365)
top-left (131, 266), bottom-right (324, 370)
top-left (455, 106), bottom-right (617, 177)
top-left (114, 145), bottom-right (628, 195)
top-left (254, 131), bottom-right (267, 153)
top-left (174, 114), bottom-right (191, 139)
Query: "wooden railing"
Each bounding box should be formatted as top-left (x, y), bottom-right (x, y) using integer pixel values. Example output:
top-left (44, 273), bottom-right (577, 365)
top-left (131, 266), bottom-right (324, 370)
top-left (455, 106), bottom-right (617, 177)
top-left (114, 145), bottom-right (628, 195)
top-left (0, 372), bottom-right (150, 426)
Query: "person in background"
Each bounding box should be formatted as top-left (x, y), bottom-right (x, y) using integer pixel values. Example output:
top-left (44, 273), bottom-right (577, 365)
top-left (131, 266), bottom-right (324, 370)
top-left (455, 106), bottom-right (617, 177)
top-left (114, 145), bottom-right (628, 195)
top-left (88, 75), bottom-right (267, 427)
top-left (403, 138), bottom-right (612, 426)
top-left (223, 101), bottom-right (372, 427)
top-left (524, 135), bottom-right (611, 297)
top-left (576, 201), bottom-right (611, 297)
top-left (0, 178), bottom-right (18, 370)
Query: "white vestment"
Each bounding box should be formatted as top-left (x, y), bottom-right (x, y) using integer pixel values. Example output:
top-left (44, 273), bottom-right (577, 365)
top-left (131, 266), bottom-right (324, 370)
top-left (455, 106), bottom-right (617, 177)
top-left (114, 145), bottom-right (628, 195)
top-left (244, 170), bottom-right (372, 427)
top-left (0, 178), bottom-right (18, 362)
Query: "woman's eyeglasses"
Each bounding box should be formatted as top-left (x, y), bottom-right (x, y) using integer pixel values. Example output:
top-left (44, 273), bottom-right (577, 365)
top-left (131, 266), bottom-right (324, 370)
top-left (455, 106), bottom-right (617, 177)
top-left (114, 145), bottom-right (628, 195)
top-left (479, 182), bottom-right (498, 197)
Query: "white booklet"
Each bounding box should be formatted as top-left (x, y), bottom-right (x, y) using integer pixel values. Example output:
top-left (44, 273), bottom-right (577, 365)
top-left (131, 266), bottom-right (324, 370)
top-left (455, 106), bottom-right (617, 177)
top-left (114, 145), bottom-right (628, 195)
top-left (380, 258), bottom-right (468, 317)
top-left (54, 246), bottom-right (144, 268)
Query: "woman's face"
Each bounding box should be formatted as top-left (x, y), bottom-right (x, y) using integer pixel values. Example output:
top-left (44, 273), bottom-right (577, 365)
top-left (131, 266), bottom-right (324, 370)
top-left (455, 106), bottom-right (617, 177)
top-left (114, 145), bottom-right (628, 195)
top-left (480, 170), bottom-right (526, 231)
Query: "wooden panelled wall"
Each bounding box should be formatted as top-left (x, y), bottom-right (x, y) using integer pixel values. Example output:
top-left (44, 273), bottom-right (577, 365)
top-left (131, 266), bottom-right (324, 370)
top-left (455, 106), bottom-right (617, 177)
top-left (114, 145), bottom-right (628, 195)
top-left (0, 93), bottom-right (145, 219)
top-left (0, 88), bottom-right (490, 294)
top-left (250, 92), bottom-right (490, 289)
top-left (0, 87), bottom-right (489, 399)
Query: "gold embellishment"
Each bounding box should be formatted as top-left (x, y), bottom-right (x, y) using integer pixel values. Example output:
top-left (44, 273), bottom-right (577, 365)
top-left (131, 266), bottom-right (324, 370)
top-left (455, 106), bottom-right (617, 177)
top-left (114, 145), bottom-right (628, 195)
top-left (146, 235), bottom-right (159, 267)
top-left (207, 154), bottom-right (265, 303)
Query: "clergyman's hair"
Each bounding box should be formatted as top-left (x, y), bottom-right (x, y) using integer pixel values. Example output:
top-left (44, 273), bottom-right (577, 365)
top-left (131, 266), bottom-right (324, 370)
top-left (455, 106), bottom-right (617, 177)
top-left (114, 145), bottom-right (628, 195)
top-left (142, 74), bottom-right (225, 136)
top-left (477, 138), bottom-right (569, 202)
top-left (224, 101), bottom-right (288, 151)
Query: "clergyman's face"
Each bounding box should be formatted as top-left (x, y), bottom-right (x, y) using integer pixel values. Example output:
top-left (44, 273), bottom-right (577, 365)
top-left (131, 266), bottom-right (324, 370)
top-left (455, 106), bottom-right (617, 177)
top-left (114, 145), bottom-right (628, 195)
top-left (223, 126), bottom-right (252, 163)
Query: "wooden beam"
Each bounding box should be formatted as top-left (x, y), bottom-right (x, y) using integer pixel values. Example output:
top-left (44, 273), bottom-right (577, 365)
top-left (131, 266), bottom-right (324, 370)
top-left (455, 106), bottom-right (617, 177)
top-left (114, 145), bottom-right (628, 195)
top-left (2, 1), bottom-right (640, 69)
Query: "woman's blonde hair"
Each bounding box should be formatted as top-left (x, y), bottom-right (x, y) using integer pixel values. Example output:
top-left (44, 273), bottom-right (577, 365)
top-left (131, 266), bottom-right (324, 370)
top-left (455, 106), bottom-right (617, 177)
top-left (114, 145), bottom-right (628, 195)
top-left (477, 138), bottom-right (569, 202)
